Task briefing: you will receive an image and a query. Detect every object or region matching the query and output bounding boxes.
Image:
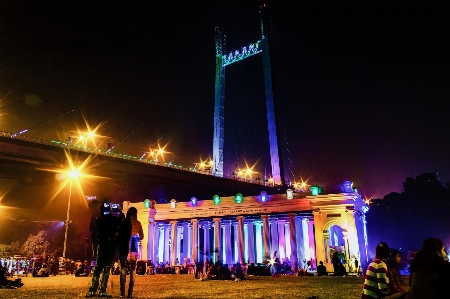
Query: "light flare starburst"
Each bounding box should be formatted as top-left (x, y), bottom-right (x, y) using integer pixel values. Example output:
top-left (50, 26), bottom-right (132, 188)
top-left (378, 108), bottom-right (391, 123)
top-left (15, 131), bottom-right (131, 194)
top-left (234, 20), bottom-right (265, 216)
top-left (293, 177), bottom-right (310, 191)
top-left (143, 143), bottom-right (170, 161)
top-left (196, 157), bottom-right (213, 170)
top-left (236, 159), bottom-right (259, 179)
top-left (69, 114), bottom-right (107, 148)
top-left (38, 149), bottom-right (107, 208)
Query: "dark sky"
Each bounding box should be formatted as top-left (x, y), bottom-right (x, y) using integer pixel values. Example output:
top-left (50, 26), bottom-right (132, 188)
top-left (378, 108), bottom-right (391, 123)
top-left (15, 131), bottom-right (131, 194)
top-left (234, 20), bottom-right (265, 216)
top-left (1, 1), bottom-right (449, 200)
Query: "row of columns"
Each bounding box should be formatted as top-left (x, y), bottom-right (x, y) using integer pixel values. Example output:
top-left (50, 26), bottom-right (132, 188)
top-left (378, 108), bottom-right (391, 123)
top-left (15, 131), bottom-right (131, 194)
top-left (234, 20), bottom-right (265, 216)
top-left (143, 214), bottom-right (315, 272)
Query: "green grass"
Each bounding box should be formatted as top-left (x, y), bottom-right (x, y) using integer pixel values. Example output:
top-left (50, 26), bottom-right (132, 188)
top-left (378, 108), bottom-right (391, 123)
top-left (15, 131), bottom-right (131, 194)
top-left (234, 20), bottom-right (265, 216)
top-left (1, 274), bottom-right (365, 299)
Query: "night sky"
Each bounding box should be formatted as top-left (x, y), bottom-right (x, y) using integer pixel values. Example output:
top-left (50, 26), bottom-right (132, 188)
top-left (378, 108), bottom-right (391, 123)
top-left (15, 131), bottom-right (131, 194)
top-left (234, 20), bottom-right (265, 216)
top-left (1, 1), bottom-right (449, 201)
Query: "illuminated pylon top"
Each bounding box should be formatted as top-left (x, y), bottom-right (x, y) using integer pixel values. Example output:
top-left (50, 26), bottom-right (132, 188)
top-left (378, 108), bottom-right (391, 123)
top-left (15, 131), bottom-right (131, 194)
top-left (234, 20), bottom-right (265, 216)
top-left (222, 41), bottom-right (262, 66)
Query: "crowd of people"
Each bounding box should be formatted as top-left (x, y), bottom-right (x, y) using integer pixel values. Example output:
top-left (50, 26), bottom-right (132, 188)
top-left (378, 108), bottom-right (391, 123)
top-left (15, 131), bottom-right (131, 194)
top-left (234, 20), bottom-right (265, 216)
top-left (3, 197), bottom-right (449, 298)
top-left (362, 238), bottom-right (449, 299)
top-left (0, 257), bottom-right (28, 275)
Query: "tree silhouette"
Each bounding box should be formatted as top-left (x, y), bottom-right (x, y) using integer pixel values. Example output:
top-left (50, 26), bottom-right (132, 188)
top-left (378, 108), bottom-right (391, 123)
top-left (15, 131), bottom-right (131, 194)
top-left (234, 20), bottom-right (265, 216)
top-left (366, 173), bottom-right (450, 259)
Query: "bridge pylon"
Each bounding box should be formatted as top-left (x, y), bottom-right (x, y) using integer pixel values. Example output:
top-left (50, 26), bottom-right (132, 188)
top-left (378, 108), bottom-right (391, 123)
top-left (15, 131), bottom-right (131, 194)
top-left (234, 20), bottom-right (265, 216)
top-left (212, 4), bottom-right (285, 185)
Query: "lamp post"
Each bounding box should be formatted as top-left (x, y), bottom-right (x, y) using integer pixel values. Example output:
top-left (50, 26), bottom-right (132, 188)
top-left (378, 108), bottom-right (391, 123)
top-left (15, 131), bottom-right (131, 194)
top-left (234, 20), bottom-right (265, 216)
top-left (62, 169), bottom-right (79, 259)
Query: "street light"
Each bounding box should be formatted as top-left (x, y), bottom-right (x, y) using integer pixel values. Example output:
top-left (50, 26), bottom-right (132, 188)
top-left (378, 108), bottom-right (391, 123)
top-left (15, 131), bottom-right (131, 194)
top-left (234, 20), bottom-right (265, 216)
top-left (62, 168), bottom-right (80, 259)
top-left (39, 149), bottom-right (103, 259)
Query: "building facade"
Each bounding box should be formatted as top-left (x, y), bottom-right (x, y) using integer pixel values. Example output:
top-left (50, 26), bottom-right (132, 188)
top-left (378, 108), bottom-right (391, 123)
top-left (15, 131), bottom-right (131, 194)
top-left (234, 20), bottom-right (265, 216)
top-left (123, 181), bottom-right (369, 272)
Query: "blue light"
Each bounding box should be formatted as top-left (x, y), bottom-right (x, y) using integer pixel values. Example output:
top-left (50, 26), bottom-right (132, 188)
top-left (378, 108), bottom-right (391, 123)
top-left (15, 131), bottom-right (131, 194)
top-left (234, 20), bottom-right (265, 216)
top-left (191, 197), bottom-right (197, 206)
top-left (260, 191), bottom-right (267, 202)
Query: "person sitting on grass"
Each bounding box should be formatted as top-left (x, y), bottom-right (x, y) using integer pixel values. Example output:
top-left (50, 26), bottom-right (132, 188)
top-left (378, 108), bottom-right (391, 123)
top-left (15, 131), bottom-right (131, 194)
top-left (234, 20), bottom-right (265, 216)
top-left (333, 261), bottom-right (348, 276)
top-left (387, 249), bottom-right (408, 298)
top-left (0, 263), bottom-right (24, 289)
top-left (408, 237), bottom-right (450, 299)
top-left (363, 242), bottom-right (407, 299)
top-left (317, 261), bottom-right (328, 276)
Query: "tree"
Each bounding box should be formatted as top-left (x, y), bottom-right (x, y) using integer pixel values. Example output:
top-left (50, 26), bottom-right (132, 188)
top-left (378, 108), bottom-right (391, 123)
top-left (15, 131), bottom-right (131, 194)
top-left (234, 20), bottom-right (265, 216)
top-left (9, 241), bottom-right (21, 256)
top-left (0, 244), bottom-right (11, 257)
top-left (366, 173), bottom-right (450, 258)
top-left (403, 173), bottom-right (448, 198)
top-left (20, 230), bottom-right (54, 258)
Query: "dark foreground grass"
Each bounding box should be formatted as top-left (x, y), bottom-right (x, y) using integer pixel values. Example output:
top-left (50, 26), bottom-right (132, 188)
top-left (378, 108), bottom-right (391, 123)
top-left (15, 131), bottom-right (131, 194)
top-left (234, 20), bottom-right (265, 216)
top-left (0, 274), bottom-right (365, 299)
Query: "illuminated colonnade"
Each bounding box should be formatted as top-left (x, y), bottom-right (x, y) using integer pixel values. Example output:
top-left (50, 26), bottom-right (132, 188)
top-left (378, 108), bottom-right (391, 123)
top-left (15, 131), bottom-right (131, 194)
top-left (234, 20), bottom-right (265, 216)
top-left (140, 215), bottom-right (314, 268)
top-left (124, 183), bottom-right (369, 272)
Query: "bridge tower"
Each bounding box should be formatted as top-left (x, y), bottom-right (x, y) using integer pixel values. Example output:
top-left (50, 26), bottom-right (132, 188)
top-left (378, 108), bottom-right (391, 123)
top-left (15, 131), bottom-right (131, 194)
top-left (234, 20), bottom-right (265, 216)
top-left (213, 4), bottom-right (285, 185)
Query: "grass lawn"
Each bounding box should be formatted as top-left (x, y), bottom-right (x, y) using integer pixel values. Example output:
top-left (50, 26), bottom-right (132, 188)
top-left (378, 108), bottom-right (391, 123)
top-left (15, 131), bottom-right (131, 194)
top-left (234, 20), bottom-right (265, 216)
top-left (0, 274), bottom-right (366, 299)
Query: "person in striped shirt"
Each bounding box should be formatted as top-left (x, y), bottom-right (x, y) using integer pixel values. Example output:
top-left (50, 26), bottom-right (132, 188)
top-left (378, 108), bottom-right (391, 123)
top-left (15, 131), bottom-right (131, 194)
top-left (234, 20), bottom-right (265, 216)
top-left (362, 242), bottom-right (406, 299)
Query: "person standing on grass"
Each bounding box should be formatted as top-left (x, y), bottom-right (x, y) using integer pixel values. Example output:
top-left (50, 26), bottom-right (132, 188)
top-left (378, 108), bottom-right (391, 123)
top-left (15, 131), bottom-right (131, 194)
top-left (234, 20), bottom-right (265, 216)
top-left (118, 207), bottom-right (144, 298)
top-left (85, 201), bottom-right (121, 298)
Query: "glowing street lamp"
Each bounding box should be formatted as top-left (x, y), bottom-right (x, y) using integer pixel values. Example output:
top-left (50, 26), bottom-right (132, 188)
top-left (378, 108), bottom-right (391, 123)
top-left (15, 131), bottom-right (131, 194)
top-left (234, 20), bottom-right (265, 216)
top-left (62, 166), bottom-right (80, 259)
top-left (39, 149), bottom-right (106, 259)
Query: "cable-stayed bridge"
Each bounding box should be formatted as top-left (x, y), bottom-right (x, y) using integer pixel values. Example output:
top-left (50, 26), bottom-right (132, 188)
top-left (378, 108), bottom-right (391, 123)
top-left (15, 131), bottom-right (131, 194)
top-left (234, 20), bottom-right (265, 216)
top-left (0, 5), bottom-right (296, 210)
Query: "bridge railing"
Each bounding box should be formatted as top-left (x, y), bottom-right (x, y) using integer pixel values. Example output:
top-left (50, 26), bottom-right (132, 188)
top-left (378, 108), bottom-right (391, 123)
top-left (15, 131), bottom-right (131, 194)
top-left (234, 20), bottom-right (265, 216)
top-left (1, 131), bottom-right (276, 187)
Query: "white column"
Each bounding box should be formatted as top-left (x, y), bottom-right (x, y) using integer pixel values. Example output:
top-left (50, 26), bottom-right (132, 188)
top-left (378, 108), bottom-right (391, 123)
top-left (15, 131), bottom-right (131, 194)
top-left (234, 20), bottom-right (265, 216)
top-left (170, 221), bottom-right (177, 266)
top-left (346, 210), bottom-right (360, 262)
top-left (302, 219), bottom-right (310, 265)
top-left (288, 213), bottom-right (298, 272)
top-left (307, 220), bottom-right (316, 268)
top-left (176, 224), bottom-right (181, 263)
top-left (261, 215), bottom-right (270, 261)
top-left (295, 217), bottom-right (305, 269)
top-left (270, 218), bottom-right (279, 258)
top-left (141, 221), bottom-right (149, 260)
top-left (213, 218), bottom-right (221, 263)
top-left (224, 221), bottom-right (232, 265)
top-left (255, 221), bottom-right (263, 263)
top-left (188, 223), bottom-right (192, 262)
top-left (233, 222), bottom-right (238, 264)
top-left (203, 221), bottom-right (210, 262)
top-left (163, 224), bottom-right (170, 263)
top-left (246, 220), bottom-right (255, 263)
top-left (323, 232), bottom-right (330, 264)
top-left (147, 218), bottom-right (155, 263)
top-left (191, 219), bottom-right (198, 263)
top-left (154, 224), bottom-right (160, 263)
top-left (277, 220), bottom-right (286, 260)
top-left (237, 216), bottom-right (245, 265)
top-left (182, 223), bottom-right (189, 263)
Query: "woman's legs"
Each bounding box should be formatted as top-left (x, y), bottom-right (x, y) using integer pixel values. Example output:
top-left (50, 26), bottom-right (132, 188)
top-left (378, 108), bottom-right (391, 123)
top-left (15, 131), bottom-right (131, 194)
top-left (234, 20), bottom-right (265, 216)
top-left (128, 259), bottom-right (137, 297)
top-left (119, 255), bottom-right (127, 297)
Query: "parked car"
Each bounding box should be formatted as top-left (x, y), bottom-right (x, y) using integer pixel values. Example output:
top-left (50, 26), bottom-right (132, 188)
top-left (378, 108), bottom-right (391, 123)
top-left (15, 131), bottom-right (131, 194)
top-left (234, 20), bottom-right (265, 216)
top-left (30, 259), bottom-right (49, 277)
